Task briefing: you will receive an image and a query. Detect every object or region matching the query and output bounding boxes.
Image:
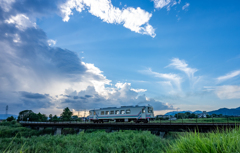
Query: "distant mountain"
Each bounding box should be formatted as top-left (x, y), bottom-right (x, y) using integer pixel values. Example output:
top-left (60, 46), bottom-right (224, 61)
top-left (165, 111), bottom-right (192, 116)
top-left (207, 107), bottom-right (240, 116)
top-left (0, 114), bottom-right (18, 120)
top-left (165, 110), bottom-right (203, 116)
top-left (193, 110), bottom-right (203, 114)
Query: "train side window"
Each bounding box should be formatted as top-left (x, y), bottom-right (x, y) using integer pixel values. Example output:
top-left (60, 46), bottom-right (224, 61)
top-left (142, 109), bottom-right (145, 113)
top-left (101, 111), bottom-right (104, 115)
top-left (89, 111), bottom-right (92, 115)
top-left (115, 110), bottom-right (119, 114)
top-left (106, 111), bottom-right (109, 115)
top-left (110, 111), bottom-right (114, 115)
top-left (126, 109), bottom-right (131, 114)
top-left (120, 110), bottom-right (125, 114)
top-left (94, 111), bottom-right (96, 115)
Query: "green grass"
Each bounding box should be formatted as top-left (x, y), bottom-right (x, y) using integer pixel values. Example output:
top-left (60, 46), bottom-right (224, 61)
top-left (167, 127), bottom-right (240, 153)
top-left (1, 121), bottom-right (240, 153)
top-left (0, 130), bottom-right (170, 153)
top-left (151, 117), bottom-right (240, 124)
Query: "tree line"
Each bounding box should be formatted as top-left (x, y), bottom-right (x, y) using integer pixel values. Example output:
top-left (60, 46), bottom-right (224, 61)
top-left (14, 107), bottom-right (81, 122)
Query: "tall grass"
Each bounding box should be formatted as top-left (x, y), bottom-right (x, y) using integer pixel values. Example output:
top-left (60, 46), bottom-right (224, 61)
top-left (1, 120), bottom-right (240, 153)
top-left (0, 130), bottom-right (170, 153)
top-left (167, 127), bottom-right (240, 153)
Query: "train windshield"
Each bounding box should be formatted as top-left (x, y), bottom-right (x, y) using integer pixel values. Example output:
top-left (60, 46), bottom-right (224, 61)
top-left (148, 107), bottom-right (153, 113)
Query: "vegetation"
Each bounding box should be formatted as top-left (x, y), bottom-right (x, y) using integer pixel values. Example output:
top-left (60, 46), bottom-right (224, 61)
top-left (167, 127), bottom-right (240, 153)
top-left (1, 118), bottom-right (240, 152)
top-left (6, 116), bottom-right (16, 122)
top-left (151, 117), bottom-right (240, 124)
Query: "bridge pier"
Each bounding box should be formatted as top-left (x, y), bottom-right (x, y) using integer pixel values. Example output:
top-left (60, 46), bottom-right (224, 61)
top-left (74, 128), bottom-right (85, 134)
top-left (54, 128), bottom-right (62, 135)
top-left (159, 132), bottom-right (166, 138)
top-left (39, 127), bottom-right (45, 131)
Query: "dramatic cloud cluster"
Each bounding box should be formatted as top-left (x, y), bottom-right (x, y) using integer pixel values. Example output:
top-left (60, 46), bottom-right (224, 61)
top-left (0, 0), bottom-right (174, 115)
top-left (59, 0), bottom-right (156, 37)
top-left (5, 14), bottom-right (37, 31)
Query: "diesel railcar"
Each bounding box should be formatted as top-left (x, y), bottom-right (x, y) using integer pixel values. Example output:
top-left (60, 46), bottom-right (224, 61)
top-left (89, 105), bottom-right (154, 123)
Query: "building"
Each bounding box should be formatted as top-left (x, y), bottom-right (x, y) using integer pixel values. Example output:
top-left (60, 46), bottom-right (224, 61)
top-left (197, 111), bottom-right (208, 118)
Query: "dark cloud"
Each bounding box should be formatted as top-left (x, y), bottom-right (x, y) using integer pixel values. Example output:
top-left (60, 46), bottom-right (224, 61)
top-left (20, 91), bottom-right (49, 99)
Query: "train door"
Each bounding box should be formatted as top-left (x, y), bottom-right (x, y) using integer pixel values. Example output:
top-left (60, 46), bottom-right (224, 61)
top-left (93, 111), bottom-right (97, 120)
top-left (141, 108), bottom-right (146, 119)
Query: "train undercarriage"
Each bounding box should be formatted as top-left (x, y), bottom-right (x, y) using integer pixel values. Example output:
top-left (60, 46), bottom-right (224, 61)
top-left (92, 119), bottom-right (149, 123)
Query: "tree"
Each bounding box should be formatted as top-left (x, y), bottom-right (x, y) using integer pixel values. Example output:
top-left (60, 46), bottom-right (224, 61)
top-left (7, 116), bottom-right (15, 122)
top-left (52, 115), bottom-right (59, 122)
top-left (49, 114), bottom-right (53, 121)
top-left (60, 107), bottom-right (73, 121)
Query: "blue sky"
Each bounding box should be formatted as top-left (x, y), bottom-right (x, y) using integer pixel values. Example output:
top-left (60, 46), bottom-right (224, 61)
top-left (0, 0), bottom-right (240, 116)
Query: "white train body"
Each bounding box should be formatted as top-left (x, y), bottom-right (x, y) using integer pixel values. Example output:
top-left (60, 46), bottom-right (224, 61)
top-left (88, 105), bottom-right (154, 123)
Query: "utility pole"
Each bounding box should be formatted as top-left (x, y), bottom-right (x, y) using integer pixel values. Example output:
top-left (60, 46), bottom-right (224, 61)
top-left (6, 105), bottom-right (8, 118)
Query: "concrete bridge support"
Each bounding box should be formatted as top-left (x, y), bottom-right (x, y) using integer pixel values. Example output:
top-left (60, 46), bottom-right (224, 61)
top-left (159, 132), bottom-right (166, 138)
top-left (54, 128), bottom-right (62, 135)
top-left (74, 128), bottom-right (85, 134)
top-left (39, 127), bottom-right (45, 131)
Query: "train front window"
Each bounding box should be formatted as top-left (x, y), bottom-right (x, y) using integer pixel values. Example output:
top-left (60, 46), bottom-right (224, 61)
top-left (115, 110), bottom-right (119, 114)
top-left (105, 111), bottom-right (109, 115)
top-left (126, 109), bottom-right (131, 114)
top-left (142, 109), bottom-right (145, 113)
top-left (94, 111), bottom-right (96, 115)
top-left (89, 111), bottom-right (92, 115)
top-left (148, 107), bottom-right (153, 113)
top-left (120, 110), bottom-right (125, 114)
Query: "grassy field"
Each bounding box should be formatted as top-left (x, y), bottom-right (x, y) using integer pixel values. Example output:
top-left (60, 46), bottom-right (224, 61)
top-left (1, 121), bottom-right (240, 153)
top-left (151, 117), bottom-right (240, 124)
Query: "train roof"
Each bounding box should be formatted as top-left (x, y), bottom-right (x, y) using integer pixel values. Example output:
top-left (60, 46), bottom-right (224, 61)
top-left (89, 105), bottom-right (153, 111)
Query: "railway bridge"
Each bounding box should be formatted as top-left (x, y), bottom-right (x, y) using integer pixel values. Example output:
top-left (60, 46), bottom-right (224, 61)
top-left (19, 121), bottom-right (240, 137)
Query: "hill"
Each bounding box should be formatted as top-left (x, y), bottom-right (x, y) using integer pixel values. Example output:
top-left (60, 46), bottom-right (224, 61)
top-left (165, 110), bottom-right (203, 116)
top-left (0, 114), bottom-right (18, 120)
top-left (207, 107), bottom-right (240, 116)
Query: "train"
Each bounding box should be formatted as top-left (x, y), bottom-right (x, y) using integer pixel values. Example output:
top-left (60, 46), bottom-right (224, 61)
top-left (88, 105), bottom-right (154, 123)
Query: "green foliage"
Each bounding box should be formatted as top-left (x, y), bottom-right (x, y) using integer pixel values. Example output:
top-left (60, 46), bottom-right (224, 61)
top-left (0, 130), bottom-right (169, 153)
top-left (52, 115), bottom-right (59, 122)
top-left (17, 110), bottom-right (48, 122)
top-left (6, 116), bottom-right (15, 122)
top-left (174, 112), bottom-right (198, 119)
top-left (167, 127), bottom-right (240, 153)
top-left (60, 107), bottom-right (73, 121)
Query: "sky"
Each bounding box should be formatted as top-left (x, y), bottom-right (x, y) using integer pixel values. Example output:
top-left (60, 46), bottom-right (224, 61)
top-left (0, 0), bottom-right (240, 116)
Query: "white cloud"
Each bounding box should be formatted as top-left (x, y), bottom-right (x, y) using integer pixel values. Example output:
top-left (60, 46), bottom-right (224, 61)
top-left (167, 58), bottom-right (197, 79)
top-left (217, 70), bottom-right (240, 82)
top-left (131, 88), bottom-right (147, 93)
top-left (0, 0), bottom-right (15, 12)
top-left (216, 85), bottom-right (240, 99)
top-left (13, 34), bottom-right (21, 43)
top-left (59, 0), bottom-right (156, 37)
top-left (47, 39), bottom-right (57, 46)
top-left (167, 58), bottom-right (200, 86)
top-left (5, 14), bottom-right (36, 31)
top-left (182, 3), bottom-right (190, 10)
top-left (142, 68), bottom-right (182, 91)
top-left (152, 0), bottom-right (179, 11)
